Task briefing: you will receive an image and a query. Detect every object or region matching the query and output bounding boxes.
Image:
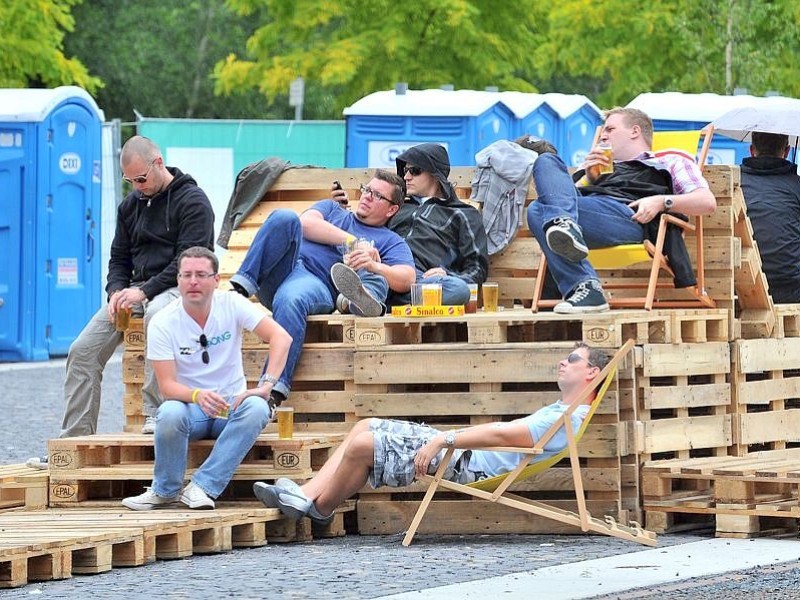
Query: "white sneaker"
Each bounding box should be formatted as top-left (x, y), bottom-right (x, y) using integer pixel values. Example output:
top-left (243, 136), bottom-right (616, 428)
top-left (181, 481), bottom-right (215, 509)
top-left (141, 416), bottom-right (156, 434)
top-left (122, 487), bottom-right (179, 511)
top-left (26, 455), bottom-right (48, 470)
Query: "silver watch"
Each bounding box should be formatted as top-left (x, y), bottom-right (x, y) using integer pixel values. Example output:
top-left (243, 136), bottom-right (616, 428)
top-left (663, 195), bottom-right (674, 212)
top-left (444, 431), bottom-right (456, 447)
top-left (261, 373), bottom-right (278, 386)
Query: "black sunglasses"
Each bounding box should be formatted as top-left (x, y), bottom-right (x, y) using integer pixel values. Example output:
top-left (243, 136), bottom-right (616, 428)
top-left (404, 165), bottom-right (423, 177)
top-left (567, 352), bottom-right (595, 368)
top-left (199, 334), bottom-right (209, 365)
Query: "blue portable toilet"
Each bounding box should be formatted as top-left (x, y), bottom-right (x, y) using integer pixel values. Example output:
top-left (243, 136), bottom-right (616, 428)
top-left (497, 91), bottom-right (560, 146)
top-left (627, 92), bottom-right (763, 164)
top-left (0, 86), bottom-right (104, 361)
top-left (343, 88), bottom-right (515, 167)
top-left (541, 93), bottom-right (603, 167)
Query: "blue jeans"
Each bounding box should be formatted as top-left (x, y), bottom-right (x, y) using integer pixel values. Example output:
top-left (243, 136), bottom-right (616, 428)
top-left (388, 272), bottom-right (470, 306)
top-left (152, 396), bottom-right (270, 498)
top-left (230, 210), bottom-right (388, 397)
top-left (526, 153), bottom-right (645, 296)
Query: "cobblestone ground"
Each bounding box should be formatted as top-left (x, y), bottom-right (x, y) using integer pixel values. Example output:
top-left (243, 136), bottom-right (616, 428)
top-left (1, 356), bottom-right (799, 599)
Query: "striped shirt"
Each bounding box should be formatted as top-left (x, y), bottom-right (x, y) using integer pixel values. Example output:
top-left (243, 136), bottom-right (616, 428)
top-left (636, 151), bottom-right (709, 194)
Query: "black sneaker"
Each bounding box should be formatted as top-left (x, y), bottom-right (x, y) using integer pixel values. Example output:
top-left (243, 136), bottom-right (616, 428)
top-left (330, 263), bottom-right (383, 317)
top-left (545, 218), bottom-right (588, 262)
top-left (516, 135), bottom-right (558, 155)
top-left (554, 280), bottom-right (609, 314)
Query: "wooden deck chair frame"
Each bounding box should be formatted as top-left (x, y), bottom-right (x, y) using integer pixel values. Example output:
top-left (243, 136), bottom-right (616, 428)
top-left (402, 339), bottom-right (656, 547)
top-left (531, 126), bottom-right (716, 312)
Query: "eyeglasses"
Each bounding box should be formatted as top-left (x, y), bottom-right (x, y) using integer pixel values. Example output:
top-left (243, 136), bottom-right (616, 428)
top-left (178, 271), bottom-right (217, 280)
top-left (359, 184), bottom-right (395, 205)
top-left (199, 334), bottom-right (209, 365)
top-left (404, 165), bottom-right (423, 177)
top-left (566, 352), bottom-right (596, 368)
top-left (123, 159), bottom-right (156, 184)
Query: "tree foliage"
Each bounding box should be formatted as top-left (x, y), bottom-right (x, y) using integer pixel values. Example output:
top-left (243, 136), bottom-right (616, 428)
top-left (215, 0), bottom-right (546, 115)
top-left (64, 0), bottom-right (277, 120)
top-left (0, 0), bottom-right (101, 90)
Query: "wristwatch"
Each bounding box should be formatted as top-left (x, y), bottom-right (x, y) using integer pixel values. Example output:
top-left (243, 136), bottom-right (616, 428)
top-left (663, 195), bottom-right (674, 212)
top-left (444, 431), bottom-right (456, 447)
top-left (262, 373), bottom-right (279, 386)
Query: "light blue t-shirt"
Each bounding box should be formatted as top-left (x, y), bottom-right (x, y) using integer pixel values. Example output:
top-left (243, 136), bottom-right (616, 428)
top-left (467, 401), bottom-right (590, 477)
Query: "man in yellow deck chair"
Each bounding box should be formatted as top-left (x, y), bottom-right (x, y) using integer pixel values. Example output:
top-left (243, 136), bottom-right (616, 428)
top-left (252, 342), bottom-right (613, 528)
top-left (527, 107), bottom-right (717, 313)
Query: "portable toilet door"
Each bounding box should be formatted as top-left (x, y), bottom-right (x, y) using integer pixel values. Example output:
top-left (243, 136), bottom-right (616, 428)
top-left (542, 93), bottom-right (603, 167)
top-left (497, 92), bottom-right (560, 146)
top-left (40, 89), bottom-right (103, 356)
top-left (0, 123), bottom-right (34, 360)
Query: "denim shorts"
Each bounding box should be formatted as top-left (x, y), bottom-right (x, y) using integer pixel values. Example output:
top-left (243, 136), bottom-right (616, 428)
top-left (368, 418), bottom-right (476, 488)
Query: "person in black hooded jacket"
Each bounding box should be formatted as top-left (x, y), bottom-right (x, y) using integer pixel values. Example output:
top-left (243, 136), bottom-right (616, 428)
top-left (740, 131), bottom-right (800, 303)
top-left (28, 136), bottom-right (214, 469)
top-left (387, 143), bottom-right (488, 305)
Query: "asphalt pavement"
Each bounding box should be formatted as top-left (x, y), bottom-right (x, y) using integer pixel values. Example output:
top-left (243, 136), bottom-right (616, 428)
top-left (2, 354), bottom-right (800, 599)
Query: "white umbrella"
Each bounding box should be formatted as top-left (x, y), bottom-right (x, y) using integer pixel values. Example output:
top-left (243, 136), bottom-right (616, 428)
top-left (712, 98), bottom-right (800, 146)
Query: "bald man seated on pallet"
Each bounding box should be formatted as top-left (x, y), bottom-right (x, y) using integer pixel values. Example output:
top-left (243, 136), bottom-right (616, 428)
top-left (252, 343), bottom-right (609, 525)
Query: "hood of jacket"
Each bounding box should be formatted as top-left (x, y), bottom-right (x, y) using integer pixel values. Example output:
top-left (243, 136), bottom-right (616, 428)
top-left (742, 155), bottom-right (797, 177)
top-left (396, 143), bottom-right (459, 202)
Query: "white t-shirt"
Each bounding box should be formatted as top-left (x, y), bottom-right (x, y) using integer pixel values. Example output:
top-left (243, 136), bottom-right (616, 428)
top-left (147, 291), bottom-right (267, 397)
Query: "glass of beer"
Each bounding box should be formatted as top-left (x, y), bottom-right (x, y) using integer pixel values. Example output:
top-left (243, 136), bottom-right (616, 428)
top-left (465, 284), bottom-right (478, 314)
top-left (421, 283), bottom-right (443, 306)
top-left (277, 406), bottom-right (294, 439)
top-left (115, 306), bottom-right (131, 332)
top-left (598, 141), bottom-right (614, 175)
top-left (482, 282), bottom-right (500, 312)
top-left (217, 398), bottom-right (230, 419)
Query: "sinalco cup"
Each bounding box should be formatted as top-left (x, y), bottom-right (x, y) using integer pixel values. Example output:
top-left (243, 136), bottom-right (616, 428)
top-left (115, 306), bottom-right (131, 332)
top-left (277, 406), bottom-right (294, 439)
top-left (466, 283), bottom-right (478, 313)
top-left (482, 282), bottom-right (500, 312)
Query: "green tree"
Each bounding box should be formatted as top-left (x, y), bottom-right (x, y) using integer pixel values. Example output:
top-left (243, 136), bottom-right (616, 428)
top-left (533, 0), bottom-right (800, 107)
top-left (215, 0), bottom-right (546, 118)
top-left (64, 0), bottom-right (276, 120)
top-left (0, 0), bottom-right (100, 90)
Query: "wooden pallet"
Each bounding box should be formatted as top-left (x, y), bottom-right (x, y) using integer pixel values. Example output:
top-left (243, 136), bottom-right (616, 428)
top-left (0, 502), bottom-right (355, 589)
top-left (731, 338), bottom-right (800, 455)
top-left (45, 432), bottom-right (344, 507)
top-left (0, 465), bottom-right (49, 511)
top-left (642, 448), bottom-right (800, 537)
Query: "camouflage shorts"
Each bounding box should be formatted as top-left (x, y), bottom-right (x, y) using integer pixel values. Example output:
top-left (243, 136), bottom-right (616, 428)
top-left (368, 418), bottom-right (475, 488)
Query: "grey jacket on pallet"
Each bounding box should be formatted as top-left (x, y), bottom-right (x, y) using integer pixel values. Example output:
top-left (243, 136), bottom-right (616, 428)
top-left (471, 140), bottom-right (538, 255)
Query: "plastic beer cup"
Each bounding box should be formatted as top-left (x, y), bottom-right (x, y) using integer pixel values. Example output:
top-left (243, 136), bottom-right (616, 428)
top-left (277, 407), bottom-right (294, 439)
top-left (115, 306), bottom-right (131, 332)
top-left (482, 282), bottom-right (499, 312)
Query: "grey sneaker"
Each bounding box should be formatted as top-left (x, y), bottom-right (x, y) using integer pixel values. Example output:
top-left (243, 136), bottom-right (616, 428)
top-left (26, 455), bottom-right (48, 470)
top-left (554, 280), bottom-right (609, 314)
top-left (546, 218), bottom-right (588, 262)
top-left (330, 263), bottom-right (383, 317)
top-left (253, 481), bottom-right (311, 520)
top-left (122, 487), bottom-right (180, 511)
top-left (335, 293), bottom-right (350, 314)
top-left (141, 416), bottom-right (156, 435)
top-left (307, 503), bottom-right (335, 526)
top-left (181, 481), bottom-right (215, 509)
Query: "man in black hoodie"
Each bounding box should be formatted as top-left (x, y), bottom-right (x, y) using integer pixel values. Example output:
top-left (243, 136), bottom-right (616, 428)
top-left (388, 143), bottom-right (488, 305)
top-left (28, 136), bottom-right (214, 468)
top-left (740, 131), bottom-right (800, 303)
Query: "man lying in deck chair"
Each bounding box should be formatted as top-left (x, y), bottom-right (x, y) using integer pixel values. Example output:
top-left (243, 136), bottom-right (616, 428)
top-left (252, 342), bottom-right (608, 525)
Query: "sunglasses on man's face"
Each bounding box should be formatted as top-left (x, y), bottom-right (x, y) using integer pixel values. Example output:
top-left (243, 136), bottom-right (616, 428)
top-left (566, 352), bottom-right (595, 368)
top-left (404, 165), bottom-right (423, 177)
top-left (123, 159), bottom-right (156, 185)
top-left (199, 334), bottom-right (210, 365)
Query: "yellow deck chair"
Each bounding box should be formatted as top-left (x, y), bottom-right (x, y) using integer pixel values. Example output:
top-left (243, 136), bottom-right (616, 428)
top-left (402, 339), bottom-right (656, 547)
top-left (532, 126), bottom-right (716, 311)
